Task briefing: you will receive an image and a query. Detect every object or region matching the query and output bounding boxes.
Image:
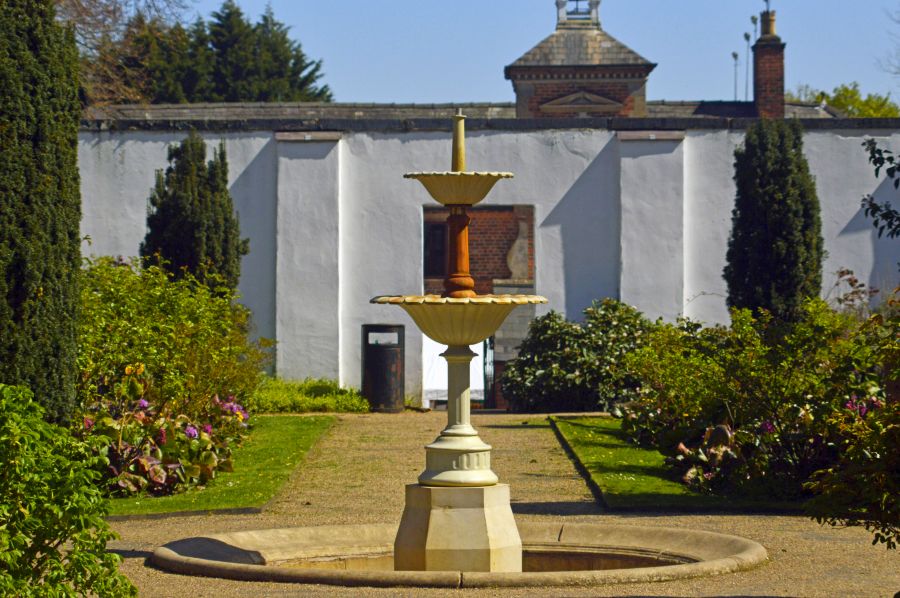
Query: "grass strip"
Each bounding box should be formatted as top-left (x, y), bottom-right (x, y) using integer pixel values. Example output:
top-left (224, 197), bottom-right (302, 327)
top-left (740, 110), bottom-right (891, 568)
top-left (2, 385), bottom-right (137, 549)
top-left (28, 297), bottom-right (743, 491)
top-left (550, 416), bottom-right (800, 512)
top-left (108, 414), bottom-right (335, 517)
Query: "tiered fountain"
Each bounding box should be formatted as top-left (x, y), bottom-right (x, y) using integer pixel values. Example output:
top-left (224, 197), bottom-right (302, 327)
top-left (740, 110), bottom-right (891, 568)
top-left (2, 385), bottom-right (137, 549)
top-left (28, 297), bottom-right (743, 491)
top-left (149, 114), bottom-right (768, 590)
top-left (372, 110), bottom-right (546, 572)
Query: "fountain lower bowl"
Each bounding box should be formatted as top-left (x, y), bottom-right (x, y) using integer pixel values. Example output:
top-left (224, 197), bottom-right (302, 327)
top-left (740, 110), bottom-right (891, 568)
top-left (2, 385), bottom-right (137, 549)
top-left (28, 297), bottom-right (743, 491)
top-left (371, 294), bottom-right (547, 345)
top-left (151, 521), bottom-right (767, 589)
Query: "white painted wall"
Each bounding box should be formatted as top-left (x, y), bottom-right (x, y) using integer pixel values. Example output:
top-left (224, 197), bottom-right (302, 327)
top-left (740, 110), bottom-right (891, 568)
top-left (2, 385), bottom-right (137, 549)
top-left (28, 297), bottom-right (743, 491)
top-left (78, 125), bottom-right (900, 397)
top-left (619, 138), bottom-right (685, 321)
top-left (275, 140), bottom-right (341, 379)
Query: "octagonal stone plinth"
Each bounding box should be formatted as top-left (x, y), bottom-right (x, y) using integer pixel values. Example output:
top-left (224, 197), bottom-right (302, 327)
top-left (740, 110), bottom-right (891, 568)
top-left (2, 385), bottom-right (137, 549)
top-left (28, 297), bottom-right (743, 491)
top-left (393, 484), bottom-right (522, 572)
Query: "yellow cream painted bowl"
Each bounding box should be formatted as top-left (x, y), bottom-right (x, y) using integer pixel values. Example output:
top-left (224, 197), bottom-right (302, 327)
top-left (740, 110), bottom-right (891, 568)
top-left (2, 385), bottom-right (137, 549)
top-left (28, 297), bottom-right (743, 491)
top-left (404, 172), bottom-right (513, 206)
top-left (371, 295), bottom-right (547, 346)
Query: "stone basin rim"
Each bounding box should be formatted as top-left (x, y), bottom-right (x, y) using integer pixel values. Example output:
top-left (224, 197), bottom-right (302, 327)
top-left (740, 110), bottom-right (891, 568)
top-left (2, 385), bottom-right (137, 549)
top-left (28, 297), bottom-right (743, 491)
top-left (150, 521), bottom-right (768, 589)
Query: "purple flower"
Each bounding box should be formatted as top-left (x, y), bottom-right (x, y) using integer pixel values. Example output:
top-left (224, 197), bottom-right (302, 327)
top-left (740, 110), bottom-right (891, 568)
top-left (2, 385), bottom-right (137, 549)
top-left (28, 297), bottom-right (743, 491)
top-left (202, 424), bottom-right (212, 435)
top-left (137, 399), bottom-right (149, 410)
top-left (157, 428), bottom-right (167, 445)
top-left (759, 421), bottom-right (776, 434)
top-left (184, 425), bottom-right (198, 439)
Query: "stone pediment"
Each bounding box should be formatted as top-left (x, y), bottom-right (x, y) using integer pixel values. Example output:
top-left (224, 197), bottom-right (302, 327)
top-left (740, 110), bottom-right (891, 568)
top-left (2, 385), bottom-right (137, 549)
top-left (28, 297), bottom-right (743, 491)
top-left (540, 91), bottom-right (623, 115)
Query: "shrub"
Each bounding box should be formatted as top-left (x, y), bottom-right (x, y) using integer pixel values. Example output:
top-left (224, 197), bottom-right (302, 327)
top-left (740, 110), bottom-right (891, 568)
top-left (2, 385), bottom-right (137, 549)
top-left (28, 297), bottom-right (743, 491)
top-left (78, 256), bottom-right (268, 419)
top-left (805, 299), bottom-right (899, 549)
top-left (0, 0), bottom-right (82, 423)
top-left (0, 384), bottom-right (136, 596)
top-left (77, 257), bottom-right (268, 495)
top-left (247, 377), bottom-right (369, 413)
top-left (140, 131), bottom-right (249, 291)
top-left (624, 299), bottom-right (891, 500)
top-left (724, 119), bottom-right (824, 323)
top-left (501, 299), bottom-right (653, 412)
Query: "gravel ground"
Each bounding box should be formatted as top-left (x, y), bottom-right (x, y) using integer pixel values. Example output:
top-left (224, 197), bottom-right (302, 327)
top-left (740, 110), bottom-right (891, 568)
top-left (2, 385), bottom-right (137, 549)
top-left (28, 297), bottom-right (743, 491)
top-left (110, 411), bottom-right (900, 597)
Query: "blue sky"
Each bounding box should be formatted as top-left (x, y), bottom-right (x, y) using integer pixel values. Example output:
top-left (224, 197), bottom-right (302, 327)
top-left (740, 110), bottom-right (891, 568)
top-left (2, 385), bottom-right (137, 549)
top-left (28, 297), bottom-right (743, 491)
top-left (186, 0), bottom-right (899, 104)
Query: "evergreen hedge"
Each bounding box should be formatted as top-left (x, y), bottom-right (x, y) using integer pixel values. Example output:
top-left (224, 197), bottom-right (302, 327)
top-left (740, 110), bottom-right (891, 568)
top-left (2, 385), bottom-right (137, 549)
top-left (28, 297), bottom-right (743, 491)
top-left (0, 0), bottom-right (82, 422)
top-left (140, 131), bottom-right (249, 290)
top-left (724, 119), bottom-right (824, 323)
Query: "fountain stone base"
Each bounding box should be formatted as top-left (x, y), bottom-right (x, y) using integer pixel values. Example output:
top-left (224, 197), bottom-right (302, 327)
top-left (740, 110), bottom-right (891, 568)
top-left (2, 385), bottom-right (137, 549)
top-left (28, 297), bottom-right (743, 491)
top-left (393, 483), bottom-right (522, 572)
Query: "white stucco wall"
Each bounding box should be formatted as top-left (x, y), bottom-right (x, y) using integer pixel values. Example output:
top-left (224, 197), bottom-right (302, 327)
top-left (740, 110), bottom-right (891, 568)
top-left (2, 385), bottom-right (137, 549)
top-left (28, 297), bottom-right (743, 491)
top-left (619, 137), bottom-right (685, 321)
top-left (275, 140), bottom-right (341, 379)
top-left (78, 124), bottom-right (900, 396)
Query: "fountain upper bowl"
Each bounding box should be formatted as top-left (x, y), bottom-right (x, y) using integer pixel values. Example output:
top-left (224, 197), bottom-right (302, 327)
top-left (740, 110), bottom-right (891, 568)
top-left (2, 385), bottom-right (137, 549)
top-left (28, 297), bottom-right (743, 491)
top-left (371, 294), bottom-right (547, 345)
top-left (404, 172), bottom-right (513, 206)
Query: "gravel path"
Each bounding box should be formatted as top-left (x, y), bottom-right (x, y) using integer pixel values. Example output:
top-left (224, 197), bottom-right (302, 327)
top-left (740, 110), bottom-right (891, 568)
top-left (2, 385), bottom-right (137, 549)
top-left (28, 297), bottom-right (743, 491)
top-left (110, 411), bottom-right (900, 597)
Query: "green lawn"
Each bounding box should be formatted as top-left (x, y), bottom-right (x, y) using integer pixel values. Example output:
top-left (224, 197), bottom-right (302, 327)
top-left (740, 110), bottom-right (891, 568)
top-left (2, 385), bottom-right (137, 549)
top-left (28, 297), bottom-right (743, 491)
top-left (108, 414), bottom-right (335, 517)
top-left (550, 416), bottom-right (799, 512)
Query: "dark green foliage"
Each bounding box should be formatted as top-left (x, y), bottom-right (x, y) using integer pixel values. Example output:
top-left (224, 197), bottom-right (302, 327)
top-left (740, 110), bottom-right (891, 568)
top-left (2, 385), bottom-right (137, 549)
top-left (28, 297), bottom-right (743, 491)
top-left (0, 384), bottom-right (137, 596)
top-left (92, 1), bottom-right (332, 104)
top-left (501, 299), bottom-right (652, 412)
top-left (208, 0), bottom-right (256, 102)
top-left (724, 119), bottom-right (824, 323)
top-left (0, 0), bottom-right (81, 422)
top-left (140, 132), bottom-right (249, 290)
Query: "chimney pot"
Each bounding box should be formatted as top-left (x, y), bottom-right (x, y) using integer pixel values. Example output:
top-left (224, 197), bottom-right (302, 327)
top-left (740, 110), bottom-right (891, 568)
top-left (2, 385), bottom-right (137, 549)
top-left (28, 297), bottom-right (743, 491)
top-left (761, 10), bottom-right (777, 36)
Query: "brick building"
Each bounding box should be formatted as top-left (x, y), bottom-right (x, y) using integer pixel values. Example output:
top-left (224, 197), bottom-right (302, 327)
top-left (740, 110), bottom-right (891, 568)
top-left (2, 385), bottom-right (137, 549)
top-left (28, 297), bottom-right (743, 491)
top-left (505, 1), bottom-right (832, 121)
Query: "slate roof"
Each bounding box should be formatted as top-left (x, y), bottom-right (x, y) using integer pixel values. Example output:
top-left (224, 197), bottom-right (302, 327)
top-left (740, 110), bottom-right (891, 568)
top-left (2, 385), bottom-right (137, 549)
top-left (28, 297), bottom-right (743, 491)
top-left (507, 21), bottom-right (653, 69)
top-left (646, 101), bottom-right (838, 119)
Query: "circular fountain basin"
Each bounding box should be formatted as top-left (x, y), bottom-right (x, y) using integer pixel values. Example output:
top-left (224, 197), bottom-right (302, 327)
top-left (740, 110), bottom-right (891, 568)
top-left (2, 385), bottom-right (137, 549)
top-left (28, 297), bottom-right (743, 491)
top-left (151, 521), bottom-right (767, 589)
top-left (404, 172), bottom-right (514, 206)
top-left (371, 295), bottom-right (547, 345)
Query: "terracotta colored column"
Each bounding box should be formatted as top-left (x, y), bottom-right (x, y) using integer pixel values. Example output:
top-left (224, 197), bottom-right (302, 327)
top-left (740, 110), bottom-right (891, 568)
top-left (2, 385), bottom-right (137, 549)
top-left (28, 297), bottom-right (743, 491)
top-left (444, 206), bottom-right (475, 298)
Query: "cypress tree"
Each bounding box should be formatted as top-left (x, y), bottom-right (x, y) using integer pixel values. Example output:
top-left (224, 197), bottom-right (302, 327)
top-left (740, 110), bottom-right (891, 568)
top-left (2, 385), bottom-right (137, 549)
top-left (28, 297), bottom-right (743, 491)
top-left (724, 119), bottom-right (824, 323)
top-left (140, 132), bottom-right (249, 291)
top-left (0, 0), bottom-right (82, 422)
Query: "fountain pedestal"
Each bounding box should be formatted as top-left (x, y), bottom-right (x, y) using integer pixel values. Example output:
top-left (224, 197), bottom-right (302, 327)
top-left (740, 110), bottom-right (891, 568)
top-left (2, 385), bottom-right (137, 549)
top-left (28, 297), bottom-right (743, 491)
top-left (394, 484), bottom-right (521, 572)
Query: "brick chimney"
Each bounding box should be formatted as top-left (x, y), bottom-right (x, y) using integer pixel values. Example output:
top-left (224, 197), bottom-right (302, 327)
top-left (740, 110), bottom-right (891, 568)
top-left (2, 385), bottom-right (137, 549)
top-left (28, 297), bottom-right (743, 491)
top-left (753, 10), bottom-right (785, 118)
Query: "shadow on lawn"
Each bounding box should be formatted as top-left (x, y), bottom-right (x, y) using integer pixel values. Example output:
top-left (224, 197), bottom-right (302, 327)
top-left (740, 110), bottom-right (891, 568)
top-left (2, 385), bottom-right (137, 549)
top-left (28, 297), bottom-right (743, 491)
top-left (511, 500), bottom-right (603, 516)
top-left (481, 422), bottom-right (551, 430)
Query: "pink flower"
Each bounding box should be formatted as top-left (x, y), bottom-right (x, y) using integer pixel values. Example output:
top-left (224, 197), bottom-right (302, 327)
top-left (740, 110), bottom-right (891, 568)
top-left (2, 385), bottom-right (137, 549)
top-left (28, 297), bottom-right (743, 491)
top-left (759, 421), bottom-right (776, 434)
top-left (83, 417), bottom-right (94, 431)
top-left (137, 399), bottom-right (149, 410)
top-left (202, 424), bottom-right (212, 435)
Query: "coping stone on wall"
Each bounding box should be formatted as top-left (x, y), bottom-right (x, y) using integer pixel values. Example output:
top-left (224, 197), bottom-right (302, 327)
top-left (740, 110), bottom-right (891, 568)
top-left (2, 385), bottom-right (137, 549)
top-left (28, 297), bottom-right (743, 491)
top-left (80, 114), bottom-right (900, 134)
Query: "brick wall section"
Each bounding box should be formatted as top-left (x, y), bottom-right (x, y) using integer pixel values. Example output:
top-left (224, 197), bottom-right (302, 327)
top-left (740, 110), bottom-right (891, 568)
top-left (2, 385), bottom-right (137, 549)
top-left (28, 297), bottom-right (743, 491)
top-left (753, 37), bottom-right (785, 118)
top-left (527, 82), bottom-right (635, 118)
top-left (423, 206), bottom-right (534, 295)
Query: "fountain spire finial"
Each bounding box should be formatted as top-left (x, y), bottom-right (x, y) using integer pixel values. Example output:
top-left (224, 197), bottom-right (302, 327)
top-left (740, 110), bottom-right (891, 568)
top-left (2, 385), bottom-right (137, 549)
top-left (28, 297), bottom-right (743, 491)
top-left (451, 109), bottom-right (466, 172)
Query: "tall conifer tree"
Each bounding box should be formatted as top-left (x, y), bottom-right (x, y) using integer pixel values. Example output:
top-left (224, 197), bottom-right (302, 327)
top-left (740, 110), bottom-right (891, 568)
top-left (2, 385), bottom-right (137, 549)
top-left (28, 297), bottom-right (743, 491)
top-left (208, 0), bottom-right (256, 102)
top-left (141, 132), bottom-right (249, 291)
top-left (0, 0), bottom-right (82, 422)
top-left (724, 119), bottom-right (824, 323)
